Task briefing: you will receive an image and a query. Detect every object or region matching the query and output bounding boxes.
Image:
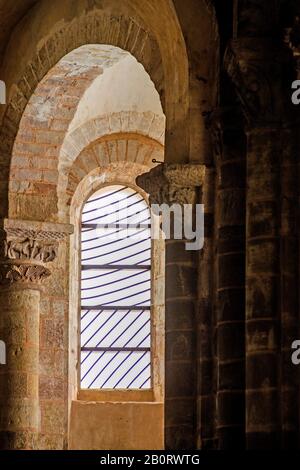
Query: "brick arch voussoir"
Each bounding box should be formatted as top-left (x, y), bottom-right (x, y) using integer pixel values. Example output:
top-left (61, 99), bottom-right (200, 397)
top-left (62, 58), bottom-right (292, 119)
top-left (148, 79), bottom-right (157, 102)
top-left (4, 12), bottom-right (163, 138)
top-left (2, 11), bottom-right (164, 218)
top-left (60, 111), bottom-right (165, 165)
top-left (63, 133), bottom-right (164, 216)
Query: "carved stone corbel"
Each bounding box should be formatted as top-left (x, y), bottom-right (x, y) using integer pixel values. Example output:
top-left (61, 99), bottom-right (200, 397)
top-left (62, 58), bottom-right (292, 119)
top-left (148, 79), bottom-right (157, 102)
top-left (136, 163), bottom-right (206, 206)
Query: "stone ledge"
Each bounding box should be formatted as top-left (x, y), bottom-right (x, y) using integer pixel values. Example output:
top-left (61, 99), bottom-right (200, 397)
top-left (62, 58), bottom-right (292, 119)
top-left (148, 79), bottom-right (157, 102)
top-left (0, 219), bottom-right (74, 241)
top-left (77, 389), bottom-right (155, 403)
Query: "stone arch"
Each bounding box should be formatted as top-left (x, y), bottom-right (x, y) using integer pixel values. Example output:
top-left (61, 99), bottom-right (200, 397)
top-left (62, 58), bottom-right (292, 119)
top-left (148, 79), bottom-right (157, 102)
top-left (63, 132), bottom-right (164, 213)
top-left (60, 111), bottom-right (165, 163)
top-left (58, 111), bottom-right (165, 217)
top-left (8, 43), bottom-right (164, 222)
top-left (0, 0), bottom-right (194, 219)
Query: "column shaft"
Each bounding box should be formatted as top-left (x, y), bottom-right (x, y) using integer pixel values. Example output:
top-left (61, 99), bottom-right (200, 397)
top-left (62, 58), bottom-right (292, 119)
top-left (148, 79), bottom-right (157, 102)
top-left (0, 219), bottom-right (72, 450)
top-left (196, 168), bottom-right (215, 449)
top-left (216, 126), bottom-right (246, 448)
top-left (246, 129), bottom-right (280, 448)
top-left (165, 238), bottom-right (197, 449)
top-left (279, 128), bottom-right (300, 448)
top-left (137, 163), bottom-right (206, 450)
top-left (0, 288), bottom-right (40, 449)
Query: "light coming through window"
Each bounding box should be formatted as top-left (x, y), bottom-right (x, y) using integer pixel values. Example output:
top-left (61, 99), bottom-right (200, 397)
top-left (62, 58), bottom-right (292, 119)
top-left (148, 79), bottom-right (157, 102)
top-left (80, 185), bottom-right (152, 389)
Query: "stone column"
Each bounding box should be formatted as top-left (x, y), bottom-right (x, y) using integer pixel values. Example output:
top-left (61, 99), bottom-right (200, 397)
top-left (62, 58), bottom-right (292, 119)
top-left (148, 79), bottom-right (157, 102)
top-left (0, 219), bottom-right (72, 450)
top-left (225, 30), bottom-right (297, 447)
top-left (137, 164), bottom-right (205, 450)
top-left (196, 165), bottom-right (216, 450)
top-left (245, 127), bottom-right (281, 448)
top-left (278, 126), bottom-right (300, 449)
top-left (282, 20), bottom-right (300, 449)
top-left (208, 107), bottom-right (247, 449)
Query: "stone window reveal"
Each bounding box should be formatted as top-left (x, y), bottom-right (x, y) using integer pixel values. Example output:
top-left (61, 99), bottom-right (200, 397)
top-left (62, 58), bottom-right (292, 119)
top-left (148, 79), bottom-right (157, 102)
top-left (80, 185), bottom-right (152, 389)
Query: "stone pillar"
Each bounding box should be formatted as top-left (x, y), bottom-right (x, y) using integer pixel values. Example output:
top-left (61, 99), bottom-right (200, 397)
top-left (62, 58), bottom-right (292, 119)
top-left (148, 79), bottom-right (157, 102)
top-left (0, 219), bottom-right (72, 449)
top-left (279, 126), bottom-right (300, 449)
top-left (208, 107), bottom-right (247, 449)
top-left (137, 164), bottom-right (205, 450)
top-left (282, 17), bottom-right (300, 449)
top-left (225, 27), bottom-right (297, 447)
top-left (245, 128), bottom-right (281, 448)
top-left (196, 166), bottom-right (216, 450)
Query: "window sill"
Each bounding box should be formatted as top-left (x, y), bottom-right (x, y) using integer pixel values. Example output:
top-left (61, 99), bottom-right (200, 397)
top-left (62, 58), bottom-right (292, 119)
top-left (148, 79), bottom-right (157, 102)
top-left (77, 389), bottom-right (155, 402)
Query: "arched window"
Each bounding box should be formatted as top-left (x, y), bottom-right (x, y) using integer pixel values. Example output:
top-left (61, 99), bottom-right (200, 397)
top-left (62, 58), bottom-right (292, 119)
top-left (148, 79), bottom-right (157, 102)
top-left (80, 185), bottom-right (152, 390)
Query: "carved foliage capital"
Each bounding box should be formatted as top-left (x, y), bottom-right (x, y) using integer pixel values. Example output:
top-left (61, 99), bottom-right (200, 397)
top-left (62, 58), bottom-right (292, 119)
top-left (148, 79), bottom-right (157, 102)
top-left (136, 163), bottom-right (206, 206)
top-left (0, 262), bottom-right (51, 286)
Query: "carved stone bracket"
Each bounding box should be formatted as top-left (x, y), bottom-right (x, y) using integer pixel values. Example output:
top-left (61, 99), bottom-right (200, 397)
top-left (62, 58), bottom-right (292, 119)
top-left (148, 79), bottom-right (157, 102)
top-left (136, 163), bottom-right (206, 206)
top-left (0, 219), bottom-right (73, 286)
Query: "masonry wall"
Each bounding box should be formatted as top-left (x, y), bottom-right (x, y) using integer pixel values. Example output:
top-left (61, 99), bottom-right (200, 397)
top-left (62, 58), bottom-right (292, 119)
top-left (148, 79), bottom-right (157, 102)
top-left (69, 401), bottom-right (164, 450)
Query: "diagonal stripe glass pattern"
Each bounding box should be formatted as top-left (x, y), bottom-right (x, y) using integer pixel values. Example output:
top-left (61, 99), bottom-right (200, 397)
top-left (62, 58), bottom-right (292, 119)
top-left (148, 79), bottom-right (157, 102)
top-left (80, 185), bottom-right (152, 389)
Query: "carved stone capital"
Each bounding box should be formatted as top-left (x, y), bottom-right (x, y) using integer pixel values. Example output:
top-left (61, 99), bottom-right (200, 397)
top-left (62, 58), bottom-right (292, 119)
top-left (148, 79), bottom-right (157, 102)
top-left (3, 239), bottom-right (58, 263)
top-left (224, 38), bottom-right (293, 126)
top-left (0, 261), bottom-right (51, 286)
top-left (136, 163), bottom-right (206, 205)
top-left (0, 219), bottom-right (73, 286)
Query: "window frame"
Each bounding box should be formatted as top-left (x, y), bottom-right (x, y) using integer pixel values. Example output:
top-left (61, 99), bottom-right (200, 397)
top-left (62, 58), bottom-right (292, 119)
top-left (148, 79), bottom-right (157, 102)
top-left (69, 168), bottom-right (165, 404)
top-left (79, 184), bottom-right (153, 393)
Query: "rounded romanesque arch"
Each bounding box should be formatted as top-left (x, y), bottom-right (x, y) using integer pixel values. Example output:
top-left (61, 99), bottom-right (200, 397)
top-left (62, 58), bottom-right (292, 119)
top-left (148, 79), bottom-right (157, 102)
top-left (8, 44), bottom-right (165, 222)
top-left (63, 132), bottom-right (164, 216)
top-left (0, 0), bottom-right (194, 220)
top-left (58, 112), bottom-right (165, 217)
